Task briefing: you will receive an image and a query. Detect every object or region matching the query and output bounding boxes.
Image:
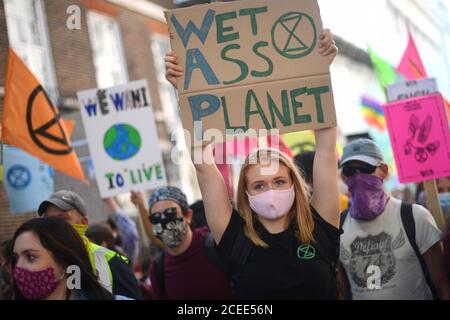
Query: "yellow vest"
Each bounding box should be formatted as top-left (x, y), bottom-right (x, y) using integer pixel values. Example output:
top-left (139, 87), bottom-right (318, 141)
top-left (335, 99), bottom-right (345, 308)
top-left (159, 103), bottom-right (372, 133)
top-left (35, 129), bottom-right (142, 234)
top-left (81, 235), bottom-right (129, 293)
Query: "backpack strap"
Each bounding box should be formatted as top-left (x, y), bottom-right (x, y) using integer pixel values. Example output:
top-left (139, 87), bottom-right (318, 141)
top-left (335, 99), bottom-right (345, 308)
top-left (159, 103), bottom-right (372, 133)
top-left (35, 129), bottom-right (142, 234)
top-left (337, 208), bottom-right (353, 299)
top-left (154, 251), bottom-right (166, 297)
top-left (400, 202), bottom-right (439, 300)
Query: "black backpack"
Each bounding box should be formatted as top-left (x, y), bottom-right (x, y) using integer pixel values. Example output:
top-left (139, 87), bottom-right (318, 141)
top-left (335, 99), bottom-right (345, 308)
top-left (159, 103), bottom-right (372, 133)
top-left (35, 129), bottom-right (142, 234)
top-left (153, 230), bottom-right (253, 296)
top-left (340, 202), bottom-right (439, 300)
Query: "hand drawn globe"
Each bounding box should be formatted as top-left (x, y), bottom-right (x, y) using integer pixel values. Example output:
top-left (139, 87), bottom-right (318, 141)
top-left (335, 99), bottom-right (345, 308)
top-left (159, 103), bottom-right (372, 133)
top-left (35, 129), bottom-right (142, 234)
top-left (103, 123), bottom-right (141, 161)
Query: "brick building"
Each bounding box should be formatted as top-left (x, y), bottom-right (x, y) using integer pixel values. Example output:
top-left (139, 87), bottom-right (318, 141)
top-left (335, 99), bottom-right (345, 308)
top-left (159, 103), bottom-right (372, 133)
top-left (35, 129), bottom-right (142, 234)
top-left (0, 0), bottom-right (201, 241)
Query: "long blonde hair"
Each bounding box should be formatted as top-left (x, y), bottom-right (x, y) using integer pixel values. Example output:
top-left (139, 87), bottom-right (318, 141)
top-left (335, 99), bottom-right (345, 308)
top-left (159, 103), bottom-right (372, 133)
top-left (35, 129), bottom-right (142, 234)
top-left (236, 148), bottom-right (314, 248)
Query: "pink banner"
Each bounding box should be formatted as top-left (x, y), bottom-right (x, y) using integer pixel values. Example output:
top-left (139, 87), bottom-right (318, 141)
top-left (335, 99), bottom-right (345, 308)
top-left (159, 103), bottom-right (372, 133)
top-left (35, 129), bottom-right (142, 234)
top-left (397, 32), bottom-right (427, 80)
top-left (384, 93), bottom-right (450, 183)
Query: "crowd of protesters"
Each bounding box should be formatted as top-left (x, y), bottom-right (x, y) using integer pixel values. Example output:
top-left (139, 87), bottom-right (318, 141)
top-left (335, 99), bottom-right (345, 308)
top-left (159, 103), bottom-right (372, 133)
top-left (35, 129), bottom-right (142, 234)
top-left (0, 29), bottom-right (449, 301)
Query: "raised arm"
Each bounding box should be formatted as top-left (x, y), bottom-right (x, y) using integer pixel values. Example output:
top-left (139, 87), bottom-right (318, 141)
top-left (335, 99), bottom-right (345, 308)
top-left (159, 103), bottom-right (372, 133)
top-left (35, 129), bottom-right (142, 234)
top-left (103, 197), bottom-right (140, 262)
top-left (192, 144), bottom-right (233, 244)
top-left (130, 191), bottom-right (164, 250)
top-left (310, 29), bottom-right (340, 228)
top-left (310, 128), bottom-right (340, 228)
top-left (165, 53), bottom-right (232, 243)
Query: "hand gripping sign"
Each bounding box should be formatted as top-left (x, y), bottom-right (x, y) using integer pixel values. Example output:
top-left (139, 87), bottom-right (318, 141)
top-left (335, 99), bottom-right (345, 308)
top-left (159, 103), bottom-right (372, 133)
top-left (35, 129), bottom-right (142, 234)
top-left (165, 0), bottom-right (336, 143)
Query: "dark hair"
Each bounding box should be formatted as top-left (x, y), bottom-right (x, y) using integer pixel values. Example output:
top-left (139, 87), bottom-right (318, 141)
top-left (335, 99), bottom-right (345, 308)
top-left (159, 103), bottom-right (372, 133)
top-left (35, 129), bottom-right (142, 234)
top-left (106, 217), bottom-right (118, 231)
top-left (294, 151), bottom-right (315, 186)
top-left (0, 240), bottom-right (12, 267)
top-left (86, 223), bottom-right (116, 251)
top-left (415, 182), bottom-right (424, 204)
top-left (10, 217), bottom-right (114, 300)
top-left (0, 240), bottom-right (13, 300)
top-left (106, 218), bottom-right (123, 247)
top-left (189, 200), bottom-right (207, 228)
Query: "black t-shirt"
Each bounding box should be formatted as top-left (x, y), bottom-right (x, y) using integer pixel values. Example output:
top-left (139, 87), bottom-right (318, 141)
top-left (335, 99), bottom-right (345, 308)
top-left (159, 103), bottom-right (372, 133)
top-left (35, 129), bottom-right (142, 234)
top-left (109, 255), bottom-right (143, 300)
top-left (216, 208), bottom-right (342, 300)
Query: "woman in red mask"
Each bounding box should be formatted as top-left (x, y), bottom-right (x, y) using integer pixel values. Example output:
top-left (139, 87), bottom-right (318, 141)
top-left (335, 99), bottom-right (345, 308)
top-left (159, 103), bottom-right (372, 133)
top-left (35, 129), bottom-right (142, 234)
top-left (10, 217), bottom-right (116, 300)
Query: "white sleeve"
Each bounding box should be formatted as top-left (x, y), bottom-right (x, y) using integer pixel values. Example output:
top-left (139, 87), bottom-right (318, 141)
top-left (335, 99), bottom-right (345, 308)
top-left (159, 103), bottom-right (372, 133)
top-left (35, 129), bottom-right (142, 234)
top-left (412, 204), bottom-right (443, 255)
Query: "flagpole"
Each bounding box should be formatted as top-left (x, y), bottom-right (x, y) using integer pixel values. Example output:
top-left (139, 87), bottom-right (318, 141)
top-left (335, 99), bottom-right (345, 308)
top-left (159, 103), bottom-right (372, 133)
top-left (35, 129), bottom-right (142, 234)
top-left (424, 180), bottom-right (446, 232)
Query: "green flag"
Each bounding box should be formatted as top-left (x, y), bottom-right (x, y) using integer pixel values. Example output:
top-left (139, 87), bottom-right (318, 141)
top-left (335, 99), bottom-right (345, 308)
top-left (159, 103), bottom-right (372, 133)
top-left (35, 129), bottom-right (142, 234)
top-left (368, 47), bottom-right (400, 95)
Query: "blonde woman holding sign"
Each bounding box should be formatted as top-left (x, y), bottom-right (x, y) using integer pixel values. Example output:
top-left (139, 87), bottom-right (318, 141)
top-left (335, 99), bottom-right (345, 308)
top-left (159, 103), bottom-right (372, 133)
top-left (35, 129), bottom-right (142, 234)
top-left (166, 29), bottom-right (340, 299)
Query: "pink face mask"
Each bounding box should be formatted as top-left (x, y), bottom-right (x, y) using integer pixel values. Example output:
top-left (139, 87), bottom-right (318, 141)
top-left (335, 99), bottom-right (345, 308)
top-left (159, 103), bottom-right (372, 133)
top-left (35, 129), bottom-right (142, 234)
top-left (246, 185), bottom-right (296, 220)
top-left (13, 266), bottom-right (62, 300)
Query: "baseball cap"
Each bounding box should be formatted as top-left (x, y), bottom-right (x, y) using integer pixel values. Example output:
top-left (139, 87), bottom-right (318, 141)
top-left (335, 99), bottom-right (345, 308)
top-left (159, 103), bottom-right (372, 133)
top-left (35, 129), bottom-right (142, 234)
top-left (38, 190), bottom-right (87, 217)
top-left (148, 186), bottom-right (189, 214)
top-left (340, 139), bottom-right (384, 168)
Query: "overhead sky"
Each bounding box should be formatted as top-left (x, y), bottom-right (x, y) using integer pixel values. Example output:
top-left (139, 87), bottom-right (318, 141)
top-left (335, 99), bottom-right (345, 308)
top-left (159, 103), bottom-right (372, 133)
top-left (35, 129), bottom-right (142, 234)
top-left (317, 0), bottom-right (450, 135)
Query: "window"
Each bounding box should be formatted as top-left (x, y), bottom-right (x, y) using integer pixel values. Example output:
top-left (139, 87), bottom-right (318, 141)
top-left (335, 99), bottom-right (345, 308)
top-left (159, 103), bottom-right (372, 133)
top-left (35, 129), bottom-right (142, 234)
top-left (151, 34), bottom-right (200, 202)
top-left (4, 0), bottom-right (58, 102)
top-left (87, 11), bottom-right (128, 88)
top-left (150, 34), bottom-right (180, 132)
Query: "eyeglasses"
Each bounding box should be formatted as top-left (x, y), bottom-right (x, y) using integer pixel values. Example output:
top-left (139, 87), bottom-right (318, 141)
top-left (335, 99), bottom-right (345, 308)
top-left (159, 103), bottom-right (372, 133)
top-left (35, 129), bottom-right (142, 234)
top-left (149, 207), bottom-right (178, 224)
top-left (342, 164), bottom-right (378, 177)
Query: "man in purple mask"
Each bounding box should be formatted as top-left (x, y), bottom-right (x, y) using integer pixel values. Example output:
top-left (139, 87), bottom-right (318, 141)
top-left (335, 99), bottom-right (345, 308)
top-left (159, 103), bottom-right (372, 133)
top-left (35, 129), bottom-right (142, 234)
top-left (338, 139), bottom-right (450, 300)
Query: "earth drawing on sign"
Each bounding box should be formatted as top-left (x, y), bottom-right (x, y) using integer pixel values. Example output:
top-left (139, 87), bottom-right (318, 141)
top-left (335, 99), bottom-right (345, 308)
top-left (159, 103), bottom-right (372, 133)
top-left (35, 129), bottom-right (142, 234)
top-left (103, 124), bottom-right (141, 161)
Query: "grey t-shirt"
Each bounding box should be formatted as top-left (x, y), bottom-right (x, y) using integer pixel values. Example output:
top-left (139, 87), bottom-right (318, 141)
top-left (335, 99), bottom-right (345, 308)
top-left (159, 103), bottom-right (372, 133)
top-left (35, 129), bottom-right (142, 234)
top-left (340, 198), bottom-right (442, 300)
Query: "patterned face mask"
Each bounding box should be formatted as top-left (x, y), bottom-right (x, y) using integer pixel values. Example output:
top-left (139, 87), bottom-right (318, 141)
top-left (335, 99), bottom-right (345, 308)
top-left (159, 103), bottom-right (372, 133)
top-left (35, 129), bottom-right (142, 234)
top-left (13, 266), bottom-right (63, 300)
top-left (347, 173), bottom-right (388, 220)
top-left (150, 207), bottom-right (187, 248)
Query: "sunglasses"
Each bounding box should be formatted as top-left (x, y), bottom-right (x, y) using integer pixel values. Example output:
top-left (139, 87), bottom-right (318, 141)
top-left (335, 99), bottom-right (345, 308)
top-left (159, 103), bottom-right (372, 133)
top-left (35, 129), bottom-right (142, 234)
top-left (149, 207), bottom-right (178, 224)
top-left (342, 164), bottom-right (378, 177)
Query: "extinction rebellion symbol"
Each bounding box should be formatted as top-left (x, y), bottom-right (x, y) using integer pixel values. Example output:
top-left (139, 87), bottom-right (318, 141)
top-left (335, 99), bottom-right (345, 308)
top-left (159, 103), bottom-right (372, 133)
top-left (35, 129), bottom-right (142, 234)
top-left (271, 12), bottom-right (317, 59)
top-left (7, 165), bottom-right (31, 190)
top-left (27, 85), bottom-right (73, 155)
top-left (297, 244), bottom-right (315, 260)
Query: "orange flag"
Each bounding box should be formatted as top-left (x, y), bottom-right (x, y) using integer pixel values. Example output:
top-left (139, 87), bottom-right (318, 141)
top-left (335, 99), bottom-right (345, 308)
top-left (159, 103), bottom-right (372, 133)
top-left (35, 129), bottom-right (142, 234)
top-left (2, 48), bottom-right (85, 182)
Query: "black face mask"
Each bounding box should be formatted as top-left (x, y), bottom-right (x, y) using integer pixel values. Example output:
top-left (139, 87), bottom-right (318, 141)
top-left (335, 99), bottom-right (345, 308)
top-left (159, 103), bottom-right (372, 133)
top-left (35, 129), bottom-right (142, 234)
top-left (150, 208), bottom-right (187, 248)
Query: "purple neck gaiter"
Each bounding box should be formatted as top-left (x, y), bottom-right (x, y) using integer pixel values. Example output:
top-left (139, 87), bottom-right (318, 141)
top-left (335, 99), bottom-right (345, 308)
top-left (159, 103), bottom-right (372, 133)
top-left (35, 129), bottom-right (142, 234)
top-left (347, 174), bottom-right (388, 221)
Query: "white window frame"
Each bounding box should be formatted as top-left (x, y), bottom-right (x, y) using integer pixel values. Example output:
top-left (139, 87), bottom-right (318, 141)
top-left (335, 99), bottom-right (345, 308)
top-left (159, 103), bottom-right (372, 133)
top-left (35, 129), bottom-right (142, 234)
top-left (150, 34), bottom-right (181, 132)
top-left (4, 0), bottom-right (59, 104)
top-left (150, 33), bottom-right (200, 203)
top-left (86, 11), bottom-right (128, 89)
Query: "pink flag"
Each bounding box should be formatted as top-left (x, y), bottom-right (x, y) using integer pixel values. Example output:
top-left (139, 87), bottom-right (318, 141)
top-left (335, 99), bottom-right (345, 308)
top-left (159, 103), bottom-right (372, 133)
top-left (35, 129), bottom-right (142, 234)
top-left (397, 32), bottom-right (428, 80)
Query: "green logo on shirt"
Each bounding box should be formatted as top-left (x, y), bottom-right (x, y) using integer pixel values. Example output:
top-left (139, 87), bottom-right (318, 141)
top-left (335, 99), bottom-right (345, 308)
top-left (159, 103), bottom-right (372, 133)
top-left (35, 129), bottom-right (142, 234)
top-left (297, 244), bottom-right (315, 260)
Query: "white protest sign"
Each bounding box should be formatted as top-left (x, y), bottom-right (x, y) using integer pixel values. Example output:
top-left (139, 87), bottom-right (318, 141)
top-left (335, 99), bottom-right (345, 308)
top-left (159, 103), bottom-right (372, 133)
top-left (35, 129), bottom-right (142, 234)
top-left (387, 78), bottom-right (437, 102)
top-left (77, 79), bottom-right (167, 197)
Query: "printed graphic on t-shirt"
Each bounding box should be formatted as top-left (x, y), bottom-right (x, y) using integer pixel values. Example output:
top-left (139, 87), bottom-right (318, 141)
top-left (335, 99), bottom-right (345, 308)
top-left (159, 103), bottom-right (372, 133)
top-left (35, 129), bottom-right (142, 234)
top-left (340, 230), bottom-right (406, 289)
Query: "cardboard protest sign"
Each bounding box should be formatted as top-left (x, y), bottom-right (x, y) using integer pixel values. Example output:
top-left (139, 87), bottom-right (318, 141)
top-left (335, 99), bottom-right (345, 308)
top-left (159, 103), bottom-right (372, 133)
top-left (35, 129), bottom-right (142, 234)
top-left (77, 80), bottom-right (167, 198)
top-left (384, 93), bottom-right (450, 183)
top-left (387, 78), bottom-right (437, 102)
top-left (165, 0), bottom-right (336, 142)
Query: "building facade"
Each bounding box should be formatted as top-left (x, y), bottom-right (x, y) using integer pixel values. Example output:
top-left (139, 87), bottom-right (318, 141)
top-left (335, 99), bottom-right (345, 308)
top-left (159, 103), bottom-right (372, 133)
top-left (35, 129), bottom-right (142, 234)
top-left (0, 0), bottom-right (200, 241)
top-left (2, 0), bottom-right (450, 240)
